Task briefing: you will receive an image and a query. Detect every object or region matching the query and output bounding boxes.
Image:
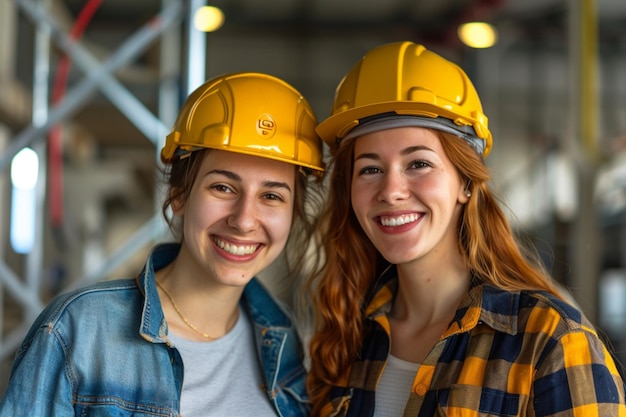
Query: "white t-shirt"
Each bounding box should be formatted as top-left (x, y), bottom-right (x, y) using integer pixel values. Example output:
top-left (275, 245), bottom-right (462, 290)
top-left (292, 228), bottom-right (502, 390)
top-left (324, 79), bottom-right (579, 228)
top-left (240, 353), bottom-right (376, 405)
top-left (373, 353), bottom-right (420, 417)
top-left (168, 307), bottom-right (276, 417)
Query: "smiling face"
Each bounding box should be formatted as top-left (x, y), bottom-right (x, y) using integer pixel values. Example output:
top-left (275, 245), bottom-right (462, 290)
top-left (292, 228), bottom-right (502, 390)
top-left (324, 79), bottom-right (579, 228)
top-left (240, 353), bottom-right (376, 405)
top-left (172, 149), bottom-right (296, 288)
top-left (350, 127), bottom-right (469, 267)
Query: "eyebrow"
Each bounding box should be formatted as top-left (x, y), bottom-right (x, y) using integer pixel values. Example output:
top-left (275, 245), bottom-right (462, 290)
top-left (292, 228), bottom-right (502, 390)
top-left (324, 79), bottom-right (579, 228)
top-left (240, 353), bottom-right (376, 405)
top-left (206, 169), bottom-right (292, 192)
top-left (354, 145), bottom-right (434, 161)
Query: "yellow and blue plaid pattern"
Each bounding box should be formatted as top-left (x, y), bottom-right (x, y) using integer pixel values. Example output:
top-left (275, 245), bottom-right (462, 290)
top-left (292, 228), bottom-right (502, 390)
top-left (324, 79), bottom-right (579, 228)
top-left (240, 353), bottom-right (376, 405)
top-left (320, 268), bottom-right (626, 417)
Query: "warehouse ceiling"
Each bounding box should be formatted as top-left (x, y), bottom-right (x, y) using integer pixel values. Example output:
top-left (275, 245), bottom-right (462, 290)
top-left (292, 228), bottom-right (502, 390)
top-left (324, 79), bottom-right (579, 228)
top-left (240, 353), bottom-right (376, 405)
top-left (4, 0), bottom-right (626, 158)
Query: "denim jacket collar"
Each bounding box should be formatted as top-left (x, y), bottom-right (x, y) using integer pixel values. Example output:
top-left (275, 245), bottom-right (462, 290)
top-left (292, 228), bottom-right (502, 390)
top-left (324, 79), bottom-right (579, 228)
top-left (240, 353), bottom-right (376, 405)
top-left (136, 243), bottom-right (179, 344)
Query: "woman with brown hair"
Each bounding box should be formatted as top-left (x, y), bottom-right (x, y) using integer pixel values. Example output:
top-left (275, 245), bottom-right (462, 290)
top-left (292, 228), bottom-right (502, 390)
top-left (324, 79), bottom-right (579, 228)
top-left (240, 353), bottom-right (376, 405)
top-left (1, 72), bottom-right (324, 417)
top-left (307, 41), bottom-right (626, 417)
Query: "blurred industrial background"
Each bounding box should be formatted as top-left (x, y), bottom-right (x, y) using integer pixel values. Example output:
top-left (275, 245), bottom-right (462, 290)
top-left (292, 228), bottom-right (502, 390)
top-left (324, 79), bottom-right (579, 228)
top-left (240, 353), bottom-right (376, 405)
top-left (1, 0), bottom-right (626, 395)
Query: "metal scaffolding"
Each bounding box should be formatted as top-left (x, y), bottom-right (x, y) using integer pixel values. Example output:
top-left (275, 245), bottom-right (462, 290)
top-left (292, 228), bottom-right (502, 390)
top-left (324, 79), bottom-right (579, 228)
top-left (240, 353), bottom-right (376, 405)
top-left (0, 0), bottom-right (198, 364)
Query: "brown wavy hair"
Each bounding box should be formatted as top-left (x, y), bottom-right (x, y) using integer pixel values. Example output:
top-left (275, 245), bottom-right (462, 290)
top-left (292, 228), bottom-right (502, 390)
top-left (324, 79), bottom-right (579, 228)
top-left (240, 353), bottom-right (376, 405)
top-left (306, 130), bottom-right (566, 415)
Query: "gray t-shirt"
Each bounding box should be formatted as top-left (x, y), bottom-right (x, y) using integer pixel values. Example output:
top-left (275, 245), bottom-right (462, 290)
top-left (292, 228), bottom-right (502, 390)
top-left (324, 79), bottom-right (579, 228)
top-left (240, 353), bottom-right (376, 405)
top-left (373, 353), bottom-right (420, 417)
top-left (168, 307), bottom-right (276, 417)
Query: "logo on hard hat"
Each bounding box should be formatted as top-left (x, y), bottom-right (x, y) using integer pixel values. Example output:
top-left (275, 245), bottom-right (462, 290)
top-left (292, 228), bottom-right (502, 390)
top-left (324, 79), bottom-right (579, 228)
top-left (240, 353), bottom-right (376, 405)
top-left (256, 114), bottom-right (276, 139)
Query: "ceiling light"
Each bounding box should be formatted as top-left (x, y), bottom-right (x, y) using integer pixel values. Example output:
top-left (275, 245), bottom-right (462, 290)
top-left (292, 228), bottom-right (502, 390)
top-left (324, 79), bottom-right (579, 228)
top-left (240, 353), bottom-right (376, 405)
top-left (193, 6), bottom-right (225, 32)
top-left (458, 22), bottom-right (498, 49)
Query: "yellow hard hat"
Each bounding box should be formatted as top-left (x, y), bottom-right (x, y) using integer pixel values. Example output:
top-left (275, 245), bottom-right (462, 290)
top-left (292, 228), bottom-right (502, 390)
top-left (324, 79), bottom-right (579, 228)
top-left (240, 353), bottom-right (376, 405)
top-left (316, 41), bottom-right (492, 157)
top-left (161, 72), bottom-right (325, 175)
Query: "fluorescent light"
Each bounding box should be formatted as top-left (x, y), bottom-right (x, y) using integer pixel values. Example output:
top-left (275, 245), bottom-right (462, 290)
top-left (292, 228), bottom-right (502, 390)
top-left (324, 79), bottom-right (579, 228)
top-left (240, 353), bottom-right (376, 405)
top-left (10, 187), bottom-right (36, 254)
top-left (11, 147), bottom-right (39, 189)
top-left (10, 148), bottom-right (39, 254)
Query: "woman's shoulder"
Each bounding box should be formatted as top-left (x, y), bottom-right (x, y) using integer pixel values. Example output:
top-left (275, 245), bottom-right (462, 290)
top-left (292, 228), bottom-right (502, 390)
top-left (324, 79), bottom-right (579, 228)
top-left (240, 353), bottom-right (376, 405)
top-left (479, 284), bottom-right (593, 337)
top-left (12, 278), bottom-right (143, 357)
top-left (35, 278), bottom-right (141, 326)
top-left (512, 287), bottom-right (596, 340)
top-left (521, 289), bottom-right (587, 325)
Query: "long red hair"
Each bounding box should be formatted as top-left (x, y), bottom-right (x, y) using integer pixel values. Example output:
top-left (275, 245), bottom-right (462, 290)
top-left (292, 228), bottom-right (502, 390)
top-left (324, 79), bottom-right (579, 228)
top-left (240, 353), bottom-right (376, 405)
top-left (306, 130), bottom-right (566, 415)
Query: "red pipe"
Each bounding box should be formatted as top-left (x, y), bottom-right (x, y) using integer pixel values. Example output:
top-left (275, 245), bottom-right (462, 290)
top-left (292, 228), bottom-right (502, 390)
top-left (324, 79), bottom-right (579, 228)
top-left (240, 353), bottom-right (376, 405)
top-left (49, 0), bottom-right (103, 227)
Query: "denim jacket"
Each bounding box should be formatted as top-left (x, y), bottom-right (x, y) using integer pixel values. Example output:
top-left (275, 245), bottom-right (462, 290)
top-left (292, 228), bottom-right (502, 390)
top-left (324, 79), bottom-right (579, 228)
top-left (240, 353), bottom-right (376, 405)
top-left (0, 243), bottom-right (310, 416)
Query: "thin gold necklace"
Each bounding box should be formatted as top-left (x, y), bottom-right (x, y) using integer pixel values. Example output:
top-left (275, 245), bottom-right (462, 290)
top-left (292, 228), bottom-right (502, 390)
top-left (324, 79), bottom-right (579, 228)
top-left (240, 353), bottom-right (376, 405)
top-left (156, 280), bottom-right (216, 340)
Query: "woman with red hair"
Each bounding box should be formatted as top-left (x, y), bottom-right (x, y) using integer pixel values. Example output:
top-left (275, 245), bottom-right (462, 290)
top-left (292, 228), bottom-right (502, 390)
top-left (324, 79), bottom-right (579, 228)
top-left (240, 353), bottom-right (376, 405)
top-left (307, 41), bottom-right (626, 417)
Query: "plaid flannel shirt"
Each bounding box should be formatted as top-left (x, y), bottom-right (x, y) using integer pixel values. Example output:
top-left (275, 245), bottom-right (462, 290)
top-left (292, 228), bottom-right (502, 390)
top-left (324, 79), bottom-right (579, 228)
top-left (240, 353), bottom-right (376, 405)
top-left (320, 268), bottom-right (626, 417)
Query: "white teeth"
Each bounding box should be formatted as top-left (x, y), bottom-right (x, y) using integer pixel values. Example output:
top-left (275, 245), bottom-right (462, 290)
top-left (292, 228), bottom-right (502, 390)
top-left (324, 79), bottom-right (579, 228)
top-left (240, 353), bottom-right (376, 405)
top-left (380, 213), bottom-right (418, 227)
top-left (214, 238), bottom-right (258, 255)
